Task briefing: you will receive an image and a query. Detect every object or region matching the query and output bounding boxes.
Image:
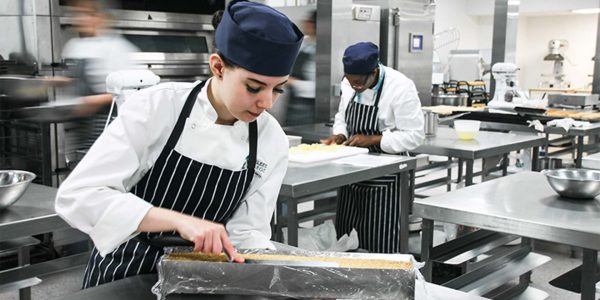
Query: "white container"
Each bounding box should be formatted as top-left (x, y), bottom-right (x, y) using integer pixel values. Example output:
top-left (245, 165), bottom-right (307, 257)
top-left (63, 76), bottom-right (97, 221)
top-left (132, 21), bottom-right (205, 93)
top-left (287, 135), bottom-right (302, 147)
top-left (453, 120), bottom-right (481, 140)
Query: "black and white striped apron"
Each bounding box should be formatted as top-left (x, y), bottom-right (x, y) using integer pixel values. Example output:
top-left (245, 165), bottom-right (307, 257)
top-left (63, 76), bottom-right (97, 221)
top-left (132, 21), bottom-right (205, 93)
top-left (335, 74), bottom-right (404, 253)
top-left (81, 81), bottom-right (257, 288)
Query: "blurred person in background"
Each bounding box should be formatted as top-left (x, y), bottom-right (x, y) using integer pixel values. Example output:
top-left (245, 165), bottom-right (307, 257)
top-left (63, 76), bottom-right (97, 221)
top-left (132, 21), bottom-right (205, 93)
top-left (321, 42), bottom-right (424, 253)
top-left (61, 0), bottom-right (139, 165)
top-left (284, 10), bottom-right (316, 126)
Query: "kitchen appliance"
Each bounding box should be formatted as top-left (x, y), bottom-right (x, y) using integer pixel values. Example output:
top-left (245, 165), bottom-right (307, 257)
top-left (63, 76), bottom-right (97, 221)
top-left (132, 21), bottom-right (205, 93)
top-left (431, 93), bottom-right (468, 106)
top-left (542, 39), bottom-right (568, 88)
top-left (106, 69), bottom-right (160, 109)
top-left (547, 93), bottom-right (600, 109)
top-left (490, 62), bottom-right (519, 103)
top-left (542, 168), bottom-right (600, 199)
top-left (58, 9), bottom-right (215, 82)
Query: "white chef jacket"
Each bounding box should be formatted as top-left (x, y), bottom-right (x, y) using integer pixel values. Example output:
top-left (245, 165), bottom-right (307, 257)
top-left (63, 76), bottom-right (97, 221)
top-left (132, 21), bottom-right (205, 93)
top-left (55, 78), bottom-right (289, 256)
top-left (333, 65), bottom-right (425, 153)
top-left (62, 34), bottom-right (140, 94)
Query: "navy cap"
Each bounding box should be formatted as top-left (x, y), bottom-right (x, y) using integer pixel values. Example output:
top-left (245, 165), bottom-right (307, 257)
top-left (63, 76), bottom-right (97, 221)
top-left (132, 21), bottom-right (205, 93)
top-left (215, 0), bottom-right (304, 77)
top-left (343, 42), bottom-right (380, 75)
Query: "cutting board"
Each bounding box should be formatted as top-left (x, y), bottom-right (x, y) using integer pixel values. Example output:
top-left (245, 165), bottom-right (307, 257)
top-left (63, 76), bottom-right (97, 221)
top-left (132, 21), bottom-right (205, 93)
top-left (289, 144), bottom-right (369, 164)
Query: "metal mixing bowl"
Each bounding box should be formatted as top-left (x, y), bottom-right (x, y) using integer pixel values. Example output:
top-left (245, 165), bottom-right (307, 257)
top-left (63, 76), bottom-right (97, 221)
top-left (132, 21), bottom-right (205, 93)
top-left (542, 168), bottom-right (600, 199)
top-left (0, 170), bottom-right (36, 210)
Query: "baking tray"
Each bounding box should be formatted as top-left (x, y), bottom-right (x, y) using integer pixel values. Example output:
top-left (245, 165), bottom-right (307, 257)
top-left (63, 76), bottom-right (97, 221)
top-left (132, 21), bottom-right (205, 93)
top-left (153, 248), bottom-right (417, 300)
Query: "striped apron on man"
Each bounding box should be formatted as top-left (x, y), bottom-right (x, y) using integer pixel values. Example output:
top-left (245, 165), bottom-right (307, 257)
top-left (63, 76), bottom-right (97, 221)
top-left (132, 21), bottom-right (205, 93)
top-left (82, 81), bottom-right (257, 288)
top-left (335, 74), bottom-right (405, 253)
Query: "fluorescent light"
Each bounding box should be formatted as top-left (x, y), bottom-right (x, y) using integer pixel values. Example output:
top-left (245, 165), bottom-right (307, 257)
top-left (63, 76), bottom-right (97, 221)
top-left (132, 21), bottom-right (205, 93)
top-left (508, 0), bottom-right (520, 6)
top-left (571, 8), bottom-right (600, 14)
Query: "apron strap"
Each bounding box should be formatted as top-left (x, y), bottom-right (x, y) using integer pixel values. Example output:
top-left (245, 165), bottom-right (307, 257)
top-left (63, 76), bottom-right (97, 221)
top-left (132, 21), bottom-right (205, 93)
top-left (164, 81), bottom-right (206, 150)
top-left (245, 121), bottom-right (257, 190)
top-left (373, 73), bottom-right (385, 108)
top-left (164, 80), bottom-right (258, 190)
top-left (349, 72), bottom-right (386, 108)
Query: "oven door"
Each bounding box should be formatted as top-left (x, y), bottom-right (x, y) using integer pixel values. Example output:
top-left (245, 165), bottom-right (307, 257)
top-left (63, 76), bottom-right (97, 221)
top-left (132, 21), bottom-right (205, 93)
top-left (59, 9), bottom-right (215, 82)
top-left (119, 30), bottom-right (212, 82)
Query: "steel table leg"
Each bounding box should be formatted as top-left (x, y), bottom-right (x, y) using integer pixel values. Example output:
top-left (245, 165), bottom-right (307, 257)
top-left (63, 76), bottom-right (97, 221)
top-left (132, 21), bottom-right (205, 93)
top-left (287, 197), bottom-right (299, 246)
top-left (502, 153), bottom-right (509, 176)
top-left (580, 248), bottom-right (597, 300)
top-left (399, 171), bottom-right (410, 253)
top-left (576, 136), bottom-right (585, 168)
top-left (466, 159), bottom-right (474, 186)
top-left (447, 157), bottom-right (452, 191)
top-left (275, 199), bottom-right (285, 242)
top-left (519, 237), bottom-right (533, 285)
top-left (532, 146), bottom-right (540, 171)
top-left (457, 158), bottom-right (463, 183)
top-left (421, 218), bottom-right (434, 282)
top-left (17, 246), bottom-right (32, 300)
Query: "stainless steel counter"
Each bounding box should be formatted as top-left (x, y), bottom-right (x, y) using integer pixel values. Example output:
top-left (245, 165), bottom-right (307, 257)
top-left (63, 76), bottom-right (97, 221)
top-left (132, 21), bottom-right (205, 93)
top-left (415, 171), bottom-right (600, 300)
top-left (284, 123), bottom-right (544, 186)
top-left (281, 154), bottom-right (415, 198)
top-left (414, 127), bottom-right (544, 160)
top-left (472, 118), bottom-right (600, 168)
top-left (277, 154), bottom-right (417, 252)
top-left (414, 127), bottom-right (543, 186)
top-left (582, 151), bottom-right (600, 169)
top-left (55, 273), bottom-right (489, 300)
top-left (0, 183), bottom-right (66, 242)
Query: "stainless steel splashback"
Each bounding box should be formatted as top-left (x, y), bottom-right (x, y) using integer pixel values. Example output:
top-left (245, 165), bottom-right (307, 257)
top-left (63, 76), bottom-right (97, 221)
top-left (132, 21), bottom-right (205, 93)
top-left (315, 0), bottom-right (434, 121)
top-left (379, 0), bottom-right (434, 106)
top-left (315, 0), bottom-right (381, 122)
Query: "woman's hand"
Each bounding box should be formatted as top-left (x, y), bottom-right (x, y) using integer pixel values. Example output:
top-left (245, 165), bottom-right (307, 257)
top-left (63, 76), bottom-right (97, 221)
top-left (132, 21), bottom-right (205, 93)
top-left (175, 215), bottom-right (244, 262)
top-left (320, 134), bottom-right (346, 145)
top-left (138, 207), bottom-right (244, 262)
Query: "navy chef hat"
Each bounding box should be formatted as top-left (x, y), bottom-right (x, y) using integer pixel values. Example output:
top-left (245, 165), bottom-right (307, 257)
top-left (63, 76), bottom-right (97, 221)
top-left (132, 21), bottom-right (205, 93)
top-left (215, 0), bottom-right (304, 77)
top-left (343, 42), bottom-right (380, 75)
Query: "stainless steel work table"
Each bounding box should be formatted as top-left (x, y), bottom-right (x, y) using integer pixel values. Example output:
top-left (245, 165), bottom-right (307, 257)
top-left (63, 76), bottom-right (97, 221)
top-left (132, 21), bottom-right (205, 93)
top-left (412, 127), bottom-right (544, 186)
top-left (54, 273), bottom-right (489, 300)
top-left (414, 171), bottom-right (600, 300)
top-left (582, 151), bottom-right (600, 169)
top-left (278, 154), bottom-right (417, 253)
top-left (0, 184), bottom-right (87, 296)
top-left (538, 123), bottom-right (600, 168)
top-left (0, 183), bottom-right (65, 242)
top-left (472, 118), bottom-right (600, 169)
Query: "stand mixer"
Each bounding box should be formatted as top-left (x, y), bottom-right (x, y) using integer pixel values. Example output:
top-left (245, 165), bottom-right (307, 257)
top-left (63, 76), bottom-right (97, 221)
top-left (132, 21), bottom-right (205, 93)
top-left (488, 63), bottom-right (528, 110)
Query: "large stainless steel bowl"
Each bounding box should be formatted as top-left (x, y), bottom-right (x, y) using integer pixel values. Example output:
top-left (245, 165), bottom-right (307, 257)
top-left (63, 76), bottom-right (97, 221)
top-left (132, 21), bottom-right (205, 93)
top-left (542, 168), bottom-right (600, 199)
top-left (0, 170), bottom-right (36, 210)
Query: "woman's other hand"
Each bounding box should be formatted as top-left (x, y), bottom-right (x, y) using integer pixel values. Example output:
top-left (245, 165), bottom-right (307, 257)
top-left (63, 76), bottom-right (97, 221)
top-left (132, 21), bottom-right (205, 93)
top-left (344, 134), bottom-right (382, 147)
top-left (320, 134), bottom-right (346, 145)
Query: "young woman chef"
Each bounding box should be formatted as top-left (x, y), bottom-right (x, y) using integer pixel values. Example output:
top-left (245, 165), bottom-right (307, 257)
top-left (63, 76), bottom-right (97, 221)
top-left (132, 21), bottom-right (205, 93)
top-left (321, 42), bottom-right (425, 253)
top-left (55, 0), bottom-right (304, 288)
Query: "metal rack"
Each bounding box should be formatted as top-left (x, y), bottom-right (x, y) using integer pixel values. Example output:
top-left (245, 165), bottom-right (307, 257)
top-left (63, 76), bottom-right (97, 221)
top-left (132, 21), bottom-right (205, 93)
top-left (0, 117), bottom-right (53, 186)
